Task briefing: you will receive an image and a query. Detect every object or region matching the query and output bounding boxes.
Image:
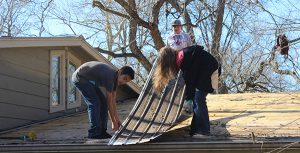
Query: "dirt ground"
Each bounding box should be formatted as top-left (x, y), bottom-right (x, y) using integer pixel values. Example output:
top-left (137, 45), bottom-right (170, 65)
top-left (0, 92), bottom-right (299, 145)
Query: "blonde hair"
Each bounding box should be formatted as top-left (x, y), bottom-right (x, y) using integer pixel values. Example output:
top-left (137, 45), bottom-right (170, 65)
top-left (153, 47), bottom-right (179, 90)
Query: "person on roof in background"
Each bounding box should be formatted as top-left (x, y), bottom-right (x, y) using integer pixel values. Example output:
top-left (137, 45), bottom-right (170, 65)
top-left (153, 46), bottom-right (220, 136)
top-left (72, 61), bottom-right (134, 139)
top-left (166, 19), bottom-right (194, 113)
top-left (166, 19), bottom-right (193, 51)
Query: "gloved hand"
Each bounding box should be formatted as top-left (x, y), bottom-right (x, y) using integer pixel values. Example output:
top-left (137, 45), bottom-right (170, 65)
top-left (183, 99), bottom-right (193, 114)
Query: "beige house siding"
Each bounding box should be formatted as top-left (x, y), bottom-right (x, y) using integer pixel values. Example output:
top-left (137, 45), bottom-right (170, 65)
top-left (0, 47), bottom-right (49, 102)
top-left (0, 48), bottom-right (52, 130)
top-left (0, 47), bottom-right (49, 131)
top-left (0, 47), bottom-right (86, 131)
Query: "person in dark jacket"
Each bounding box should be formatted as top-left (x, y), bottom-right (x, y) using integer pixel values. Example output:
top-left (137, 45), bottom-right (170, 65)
top-left (72, 61), bottom-right (135, 139)
top-left (153, 45), bottom-right (220, 136)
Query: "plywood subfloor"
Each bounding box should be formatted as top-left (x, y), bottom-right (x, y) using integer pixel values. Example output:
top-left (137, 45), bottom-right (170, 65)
top-left (155, 92), bottom-right (300, 142)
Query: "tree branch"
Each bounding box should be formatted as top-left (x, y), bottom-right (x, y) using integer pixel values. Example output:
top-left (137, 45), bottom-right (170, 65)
top-left (128, 18), bottom-right (152, 71)
top-left (92, 0), bottom-right (130, 19)
top-left (267, 48), bottom-right (300, 83)
top-left (152, 0), bottom-right (166, 24)
top-left (114, 0), bottom-right (153, 28)
top-left (95, 47), bottom-right (137, 58)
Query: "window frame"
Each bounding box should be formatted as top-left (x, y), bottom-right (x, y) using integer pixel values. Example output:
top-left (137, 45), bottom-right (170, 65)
top-left (49, 50), bottom-right (66, 113)
top-left (66, 52), bottom-right (81, 109)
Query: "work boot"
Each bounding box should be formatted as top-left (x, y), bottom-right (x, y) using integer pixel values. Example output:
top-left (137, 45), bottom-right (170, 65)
top-left (88, 132), bottom-right (112, 139)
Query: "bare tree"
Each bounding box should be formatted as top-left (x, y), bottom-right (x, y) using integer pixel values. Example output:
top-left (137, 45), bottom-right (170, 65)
top-left (62, 0), bottom-right (299, 91)
top-left (0, 0), bottom-right (56, 37)
top-left (216, 0), bottom-right (300, 92)
top-left (92, 0), bottom-right (166, 72)
top-left (0, 0), bottom-right (33, 36)
top-left (31, 0), bottom-right (55, 37)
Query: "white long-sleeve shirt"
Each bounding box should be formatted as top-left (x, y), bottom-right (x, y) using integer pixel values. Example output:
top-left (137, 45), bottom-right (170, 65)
top-left (166, 31), bottom-right (193, 50)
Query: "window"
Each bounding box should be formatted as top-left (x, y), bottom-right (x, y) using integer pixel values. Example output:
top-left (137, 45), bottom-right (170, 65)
top-left (50, 51), bottom-right (65, 113)
top-left (50, 56), bottom-right (60, 106)
top-left (67, 53), bottom-right (81, 109)
top-left (49, 50), bottom-right (81, 113)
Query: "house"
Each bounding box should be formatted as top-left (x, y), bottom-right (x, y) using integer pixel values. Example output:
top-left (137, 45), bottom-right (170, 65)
top-left (0, 36), bottom-right (140, 132)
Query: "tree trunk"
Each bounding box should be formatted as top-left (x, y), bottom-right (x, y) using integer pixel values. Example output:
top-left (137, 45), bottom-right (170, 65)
top-left (127, 0), bottom-right (152, 72)
top-left (211, 0), bottom-right (225, 60)
top-left (211, 0), bottom-right (226, 93)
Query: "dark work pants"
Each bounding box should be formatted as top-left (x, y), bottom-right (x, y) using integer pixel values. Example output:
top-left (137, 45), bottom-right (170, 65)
top-left (190, 90), bottom-right (210, 134)
top-left (73, 78), bottom-right (108, 137)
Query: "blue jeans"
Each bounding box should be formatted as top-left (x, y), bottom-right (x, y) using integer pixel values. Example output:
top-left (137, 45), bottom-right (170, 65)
top-left (190, 90), bottom-right (210, 134)
top-left (73, 78), bottom-right (108, 137)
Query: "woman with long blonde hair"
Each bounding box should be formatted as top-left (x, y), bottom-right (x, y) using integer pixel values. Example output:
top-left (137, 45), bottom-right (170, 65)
top-left (153, 45), bottom-right (220, 137)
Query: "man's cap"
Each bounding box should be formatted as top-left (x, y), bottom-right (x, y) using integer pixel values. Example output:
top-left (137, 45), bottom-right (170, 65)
top-left (172, 19), bottom-right (182, 26)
